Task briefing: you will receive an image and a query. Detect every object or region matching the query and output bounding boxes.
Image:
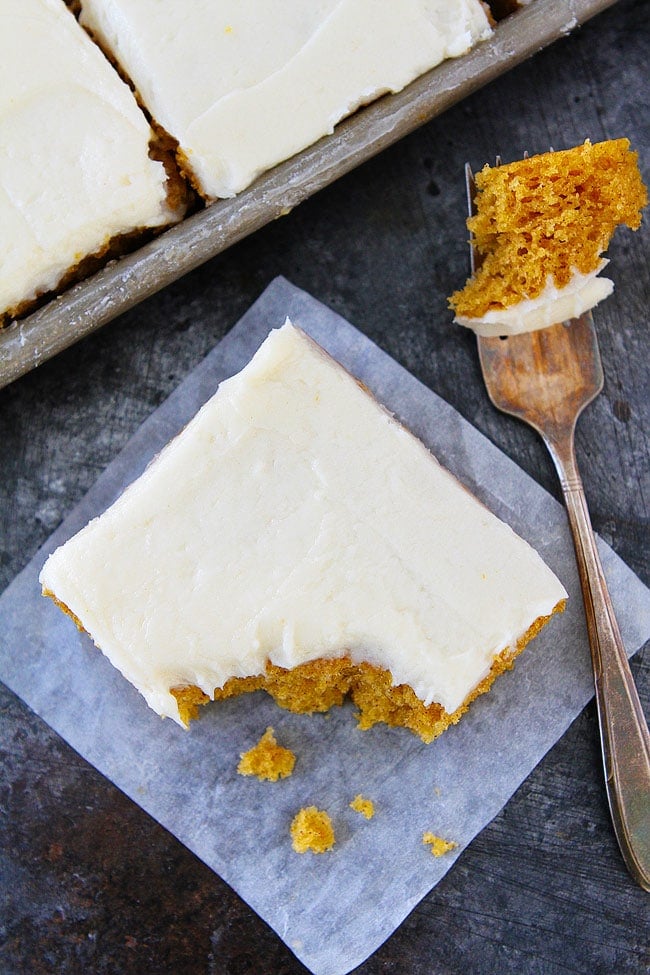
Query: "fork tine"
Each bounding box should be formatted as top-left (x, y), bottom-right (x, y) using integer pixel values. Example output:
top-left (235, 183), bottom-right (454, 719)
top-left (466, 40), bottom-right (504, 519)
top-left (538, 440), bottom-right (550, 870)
top-left (464, 163), bottom-right (478, 276)
top-left (463, 162), bottom-right (476, 213)
top-left (465, 156), bottom-right (506, 278)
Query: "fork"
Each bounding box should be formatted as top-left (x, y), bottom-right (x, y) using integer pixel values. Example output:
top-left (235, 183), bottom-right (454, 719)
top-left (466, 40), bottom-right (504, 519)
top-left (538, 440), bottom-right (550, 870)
top-left (464, 162), bottom-right (650, 891)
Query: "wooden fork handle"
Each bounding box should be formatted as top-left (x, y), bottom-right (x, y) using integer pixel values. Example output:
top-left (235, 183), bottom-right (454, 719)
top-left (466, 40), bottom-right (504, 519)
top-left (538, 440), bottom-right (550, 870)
top-left (548, 435), bottom-right (650, 891)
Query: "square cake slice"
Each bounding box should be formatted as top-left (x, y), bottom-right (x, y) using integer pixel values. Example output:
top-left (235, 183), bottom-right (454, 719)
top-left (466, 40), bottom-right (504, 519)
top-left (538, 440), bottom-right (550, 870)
top-left (78, 0), bottom-right (493, 199)
top-left (40, 322), bottom-right (567, 741)
top-left (0, 0), bottom-right (181, 323)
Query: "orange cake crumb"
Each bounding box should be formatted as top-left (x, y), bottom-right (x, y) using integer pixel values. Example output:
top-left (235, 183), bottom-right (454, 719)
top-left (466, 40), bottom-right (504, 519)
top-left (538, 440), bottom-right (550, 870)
top-left (170, 685), bottom-right (210, 725)
top-left (237, 727), bottom-right (296, 782)
top-left (449, 139), bottom-right (647, 319)
top-left (423, 832), bottom-right (458, 857)
top-left (290, 807), bottom-right (336, 854)
top-left (350, 795), bottom-right (375, 819)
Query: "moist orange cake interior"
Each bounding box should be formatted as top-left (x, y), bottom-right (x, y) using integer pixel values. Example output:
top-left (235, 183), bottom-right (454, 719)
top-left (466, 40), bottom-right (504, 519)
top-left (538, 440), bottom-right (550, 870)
top-left (170, 605), bottom-right (562, 744)
top-left (449, 139), bottom-right (647, 319)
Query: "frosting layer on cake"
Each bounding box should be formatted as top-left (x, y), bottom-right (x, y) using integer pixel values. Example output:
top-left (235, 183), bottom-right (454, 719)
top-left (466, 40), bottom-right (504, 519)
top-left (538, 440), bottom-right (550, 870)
top-left (0, 0), bottom-right (176, 319)
top-left (79, 0), bottom-right (493, 199)
top-left (40, 322), bottom-right (566, 727)
top-left (455, 261), bottom-right (613, 336)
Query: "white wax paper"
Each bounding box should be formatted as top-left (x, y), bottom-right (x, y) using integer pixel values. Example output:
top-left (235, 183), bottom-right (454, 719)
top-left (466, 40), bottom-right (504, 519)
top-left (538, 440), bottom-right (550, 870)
top-left (1, 277), bottom-right (649, 975)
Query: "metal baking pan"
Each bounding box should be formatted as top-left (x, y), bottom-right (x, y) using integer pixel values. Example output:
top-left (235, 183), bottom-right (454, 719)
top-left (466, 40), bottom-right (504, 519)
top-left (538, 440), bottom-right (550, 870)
top-left (0, 0), bottom-right (615, 390)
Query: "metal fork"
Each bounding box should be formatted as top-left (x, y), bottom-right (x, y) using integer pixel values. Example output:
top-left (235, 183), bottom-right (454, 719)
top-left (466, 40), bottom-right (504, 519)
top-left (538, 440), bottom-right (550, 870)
top-left (465, 162), bottom-right (650, 890)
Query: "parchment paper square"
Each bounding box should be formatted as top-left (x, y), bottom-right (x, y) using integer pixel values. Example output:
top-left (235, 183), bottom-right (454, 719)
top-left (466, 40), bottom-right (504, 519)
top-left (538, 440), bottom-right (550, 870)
top-left (1, 277), bottom-right (649, 975)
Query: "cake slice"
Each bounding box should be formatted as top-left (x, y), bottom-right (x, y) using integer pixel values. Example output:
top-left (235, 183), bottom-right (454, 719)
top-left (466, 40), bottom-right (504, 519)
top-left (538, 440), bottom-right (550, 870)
top-left (78, 0), bottom-right (493, 200)
top-left (449, 139), bottom-right (647, 336)
top-left (0, 0), bottom-right (183, 324)
top-left (40, 322), bottom-right (567, 741)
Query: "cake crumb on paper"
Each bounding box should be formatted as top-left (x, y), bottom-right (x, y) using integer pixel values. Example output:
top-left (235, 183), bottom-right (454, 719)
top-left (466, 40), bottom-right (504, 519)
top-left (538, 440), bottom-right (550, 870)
top-left (237, 727), bottom-right (295, 781)
top-left (423, 832), bottom-right (458, 857)
top-left (291, 807), bottom-right (335, 854)
top-left (350, 794), bottom-right (375, 819)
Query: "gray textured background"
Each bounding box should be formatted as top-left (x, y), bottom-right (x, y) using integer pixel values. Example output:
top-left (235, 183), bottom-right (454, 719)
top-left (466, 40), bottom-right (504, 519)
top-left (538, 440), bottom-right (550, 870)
top-left (1, 1), bottom-right (649, 973)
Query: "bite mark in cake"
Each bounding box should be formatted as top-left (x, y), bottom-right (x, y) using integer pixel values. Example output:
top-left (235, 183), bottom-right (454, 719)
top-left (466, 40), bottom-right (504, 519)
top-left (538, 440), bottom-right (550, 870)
top-left (449, 139), bottom-right (647, 336)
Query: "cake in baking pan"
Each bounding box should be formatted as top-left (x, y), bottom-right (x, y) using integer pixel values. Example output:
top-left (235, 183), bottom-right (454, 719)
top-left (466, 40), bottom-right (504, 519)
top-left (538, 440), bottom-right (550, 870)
top-left (449, 139), bottom-right (647, 336)
top-left (0, 0), bottom-right (184, 325)
top-left (78, 0), bottom-right (494, 200)
top-left (4, 0), bottom-right (515, 325)
top-left (40, 322), bottom-right (567, 742)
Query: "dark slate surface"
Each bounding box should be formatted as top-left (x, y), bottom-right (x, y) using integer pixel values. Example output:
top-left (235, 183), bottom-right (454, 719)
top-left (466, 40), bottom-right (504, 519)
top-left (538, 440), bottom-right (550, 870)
top-left (1, 1), bottom-right (649, 972)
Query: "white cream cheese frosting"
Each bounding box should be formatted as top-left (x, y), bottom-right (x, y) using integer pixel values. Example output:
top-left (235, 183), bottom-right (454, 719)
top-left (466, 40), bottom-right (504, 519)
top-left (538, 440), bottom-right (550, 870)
top-left (78, 0), bottom-right (493, 199)
top-left (455, 260), bottom-right (613, 337)
top-left (0, 0), bottom-right (177, 319)
top-left (40, 322), bottom-right (567, 727)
